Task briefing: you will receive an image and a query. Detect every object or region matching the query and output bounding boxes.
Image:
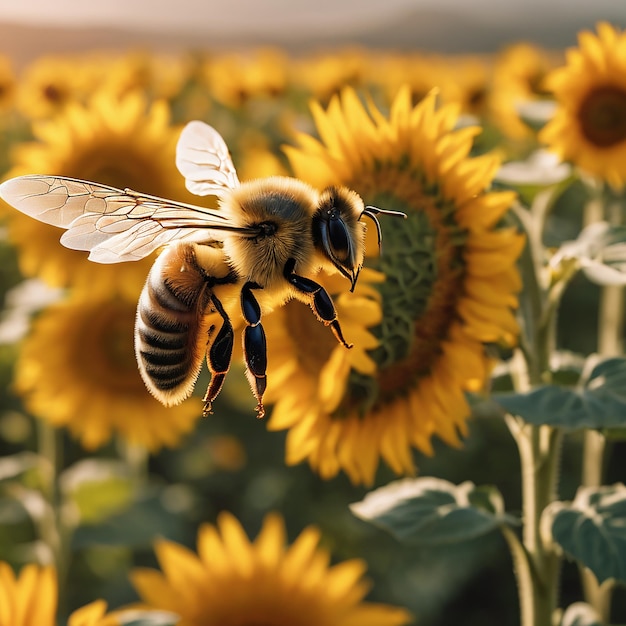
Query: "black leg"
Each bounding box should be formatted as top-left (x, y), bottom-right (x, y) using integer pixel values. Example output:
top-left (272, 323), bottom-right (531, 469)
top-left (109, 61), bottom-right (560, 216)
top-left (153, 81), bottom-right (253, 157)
top-left (202, 293), bottom-right (234, 417)
top-left (284, 258), bottom-right (353, 349)
top-left (241, 282), bottom-right (268, 418)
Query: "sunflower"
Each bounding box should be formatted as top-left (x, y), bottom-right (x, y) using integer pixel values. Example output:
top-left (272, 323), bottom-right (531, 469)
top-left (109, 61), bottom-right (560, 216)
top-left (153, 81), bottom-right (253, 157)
top-left (490, 42), bottom-right (560, 140)
top-left (0, 54), bottom-right (16, 113)
top-left (437, 54), bottom-right (493, 120)
top-left (370, 53), bottom-right (445, 112)
top-left (290, 48), bottom-right (370, 105)
top-left (15, 55), bottom-right (87, 120)
top-left (4, 88), bottom-right (191, 298)
top-left (13, 293), bottom-right (201, 452)
top-left (202, 48), bottom-right (289, 108)
top-left (539, 22), bottom-right (626, 188)
top-left (0, 562), bottom-right (117, 626)
top-left (79, 51), bottom-right (193, 102)
top-left (268, 86), bottom-right (522, 485)
top-left (130, 511), bottom-right (412, 626)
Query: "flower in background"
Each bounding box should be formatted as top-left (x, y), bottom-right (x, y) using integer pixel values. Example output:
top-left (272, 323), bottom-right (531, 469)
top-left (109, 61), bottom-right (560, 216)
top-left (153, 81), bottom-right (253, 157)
top-left (0, 55), bottom-right (16, 113)
top-left (370, 52), bottom-right (444, 111)
top-left (490, 42), bottom-right (559, 140)
top-left (95, 51), bottom-right (194, 102)
top-left (15, 55), bottom-right (88, 120)
top-left (3, 88), bottom-right (190, 297)
top-left (540, 22), bottom-right (626, 188)
top-left (202, 48), bottom-right (289, 108)
top-left (270, 87), bottom-right (522, 485)
top-left (0, 562), bottom-right (117, 626)
top-left (438, 54), bottom-right (493, 120)
top-left (131, 511), bottom-right (412, 626)
top-left (13, 294), bottom-right (201, 452)
top-left (235, 130), bottom-right (289, 180)
top-left (291, 48), bottom-right (370, 105)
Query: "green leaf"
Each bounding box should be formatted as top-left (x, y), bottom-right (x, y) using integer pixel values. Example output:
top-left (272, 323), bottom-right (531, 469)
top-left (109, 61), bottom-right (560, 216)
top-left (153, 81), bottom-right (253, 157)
top-left (560, 602), bottom-right (603, 626)
top-left (60, 459), bottom-right (134, 525)
top-left (493, 356), bottom-right (626, 429)
top-left (0, 452), bottom-right (45, 487)
top-left (72, 485), bottom-right (193, 549)
top-left (350, 477), bottom-right (515, 546)
top-left (553, 221), bottom-right (626, 285)
top-left (118, 610), bottom-right (178, 626)
top-left (496, 149), bottom-right (572, 194)
top-left (548, 484), bottom-right (626, 584)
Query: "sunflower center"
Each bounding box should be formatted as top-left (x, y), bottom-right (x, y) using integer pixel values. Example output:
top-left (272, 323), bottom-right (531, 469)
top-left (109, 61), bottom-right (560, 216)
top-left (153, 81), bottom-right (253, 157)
top-left (527, 71), bottom-right (550, 97)
top-left (467, 87), bottom-right (488, 114)
top-left (42, 84), bottom-right (63, 103)
top-left (69, 147), bottom-right (165, 193)
top-left (335, 167), bottom-right (467, 415)
top-left (82, 301), bottom-right (143, 393)
top-left (579, 85), bottom-right (626, 147)
top-left (283, 299), bottom-right (337, 377)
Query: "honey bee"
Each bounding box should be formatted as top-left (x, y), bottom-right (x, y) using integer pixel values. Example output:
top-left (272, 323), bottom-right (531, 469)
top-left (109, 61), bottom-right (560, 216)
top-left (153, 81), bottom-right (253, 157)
top-left (0, 121), bottom-right (405, 418)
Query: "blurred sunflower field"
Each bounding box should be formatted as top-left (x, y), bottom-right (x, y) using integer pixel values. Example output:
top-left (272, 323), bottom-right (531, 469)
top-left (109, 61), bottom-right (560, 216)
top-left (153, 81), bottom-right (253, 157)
top-left (2, 20), bottom-right (626, 626)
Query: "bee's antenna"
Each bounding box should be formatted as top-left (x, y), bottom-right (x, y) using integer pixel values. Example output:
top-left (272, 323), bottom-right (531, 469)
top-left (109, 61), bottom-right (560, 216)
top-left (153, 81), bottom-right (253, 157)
top-left (361, 205), bottom-right (407, 253)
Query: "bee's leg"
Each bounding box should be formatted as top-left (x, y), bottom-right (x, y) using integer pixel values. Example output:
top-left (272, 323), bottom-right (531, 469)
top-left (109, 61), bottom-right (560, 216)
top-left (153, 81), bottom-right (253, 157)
top-left (202, 294), bottom-right (234, 417)
top-left (241, 282), bottom-right (267, 419)
top-left (284, 258), bottom-right (353, 349)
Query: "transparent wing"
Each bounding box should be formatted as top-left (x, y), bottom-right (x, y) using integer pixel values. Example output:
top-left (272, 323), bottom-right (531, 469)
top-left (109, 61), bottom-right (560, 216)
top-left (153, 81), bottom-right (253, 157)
top-left (0, 175), bottom-right (256, 264)
top-left (175, 120), bottom-right (240, 197)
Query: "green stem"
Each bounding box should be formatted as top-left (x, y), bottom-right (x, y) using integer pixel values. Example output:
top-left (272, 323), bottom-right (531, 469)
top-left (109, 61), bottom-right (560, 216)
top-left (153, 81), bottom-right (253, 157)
top-left (36, 420), bottom-right (71, 616)
top-left (578, 192), bottom-right (623, 621)
top-left (507, 413), bottom-right (562, 626)
top-left (580, 430), bottom-right (613, 622)
top-left (116, 439), bottom-right (149, 492)
top-left (505, 190), bottom-right (568, 626)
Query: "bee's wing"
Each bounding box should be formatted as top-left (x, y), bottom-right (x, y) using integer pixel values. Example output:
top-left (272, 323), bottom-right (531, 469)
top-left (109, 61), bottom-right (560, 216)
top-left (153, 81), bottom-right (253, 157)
top-left (0, 175), bottom-right (254, 264)
top-left (175, 120), bottom-right (240, 197)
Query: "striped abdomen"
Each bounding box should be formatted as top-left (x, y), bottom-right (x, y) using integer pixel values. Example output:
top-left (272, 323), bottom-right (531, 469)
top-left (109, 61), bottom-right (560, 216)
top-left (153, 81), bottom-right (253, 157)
top-left (134, 242), bottom-right (215, 406)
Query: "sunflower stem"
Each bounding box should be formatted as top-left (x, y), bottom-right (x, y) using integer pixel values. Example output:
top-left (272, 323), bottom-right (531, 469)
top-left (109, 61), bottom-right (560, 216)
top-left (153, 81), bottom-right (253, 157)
top-left (117, 439), bottom-right (150, 492)
top-left (36, 419), bottom-right (70, 617)
top-left (512, 419), bottom-right (563, 626)
top-left (505, 190), bottom-right (567, 626)
top-left (577, 191), bottom-right (623, 621)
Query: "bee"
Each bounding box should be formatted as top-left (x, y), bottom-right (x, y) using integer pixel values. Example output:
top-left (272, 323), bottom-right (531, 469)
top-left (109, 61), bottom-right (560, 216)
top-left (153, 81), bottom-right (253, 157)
top-left (0, 121), bottom-right (405, 418)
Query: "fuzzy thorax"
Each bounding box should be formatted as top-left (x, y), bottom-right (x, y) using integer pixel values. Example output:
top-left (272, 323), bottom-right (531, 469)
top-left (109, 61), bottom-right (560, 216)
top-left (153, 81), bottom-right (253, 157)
top-left (219, 177), bottom-right (321, 289)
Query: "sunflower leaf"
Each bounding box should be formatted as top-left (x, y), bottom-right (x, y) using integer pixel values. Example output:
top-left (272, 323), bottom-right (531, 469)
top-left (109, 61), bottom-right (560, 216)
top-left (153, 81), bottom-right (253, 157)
top-left (552, 221), bottom-right (626, 285)
top-left (547, 484), bottom-right (626, 584)
top-left (60, 459), bottom-right (134, 525)
top-left (559, 602), bottom-right (603, 626)
top-left (118, 610), bottom-right (179, 626)
top-left (71, 484), bottom-right (192, 549)
top-left (0, 451), bottom-right (45, 487)
top-left (350, 477), bottom-right (515, 546)
top-left (493, 356), bottom-right (626, 429)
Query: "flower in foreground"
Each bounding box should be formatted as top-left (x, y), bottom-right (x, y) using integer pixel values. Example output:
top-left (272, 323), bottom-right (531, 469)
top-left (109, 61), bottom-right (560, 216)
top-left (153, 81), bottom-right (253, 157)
top-left (540, 22), bottom-right (626, 188)
top-left (4, 88), bottom-right (190, 297)
top-left (14, 294), bottom-right (201, 452)
top-left (267, 86), bottom-right (523, 485)
top-left (131, 511), bottom-right (412, 626)
top-left (0, 562), bottom-right (116, 626)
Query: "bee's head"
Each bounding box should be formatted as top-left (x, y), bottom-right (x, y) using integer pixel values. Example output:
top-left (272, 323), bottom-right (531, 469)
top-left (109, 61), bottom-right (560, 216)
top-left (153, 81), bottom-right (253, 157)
top-left (313, 186), bottom-right (408, 292)
top-left (312, 186), bottom-right (366, 292)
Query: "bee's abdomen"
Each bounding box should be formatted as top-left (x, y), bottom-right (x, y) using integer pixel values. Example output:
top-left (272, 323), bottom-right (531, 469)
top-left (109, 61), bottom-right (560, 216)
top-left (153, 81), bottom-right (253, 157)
top-left (134, 243), bottom-right (211, 405)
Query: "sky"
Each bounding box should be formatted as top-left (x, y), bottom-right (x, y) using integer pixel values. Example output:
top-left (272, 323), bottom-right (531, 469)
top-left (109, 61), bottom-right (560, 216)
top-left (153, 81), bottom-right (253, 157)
top-left (0, 0), bottom-right (622, 38)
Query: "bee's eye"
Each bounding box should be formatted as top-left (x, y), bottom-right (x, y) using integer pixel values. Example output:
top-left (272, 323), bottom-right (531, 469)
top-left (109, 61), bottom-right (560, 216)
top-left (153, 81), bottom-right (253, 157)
top-left (328, 209), bottom-right (351, 262)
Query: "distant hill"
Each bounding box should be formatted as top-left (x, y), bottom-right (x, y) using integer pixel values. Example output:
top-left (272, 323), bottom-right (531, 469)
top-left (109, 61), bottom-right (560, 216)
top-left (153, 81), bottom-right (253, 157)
top-left (2, 5), bottom-right (626, 67)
